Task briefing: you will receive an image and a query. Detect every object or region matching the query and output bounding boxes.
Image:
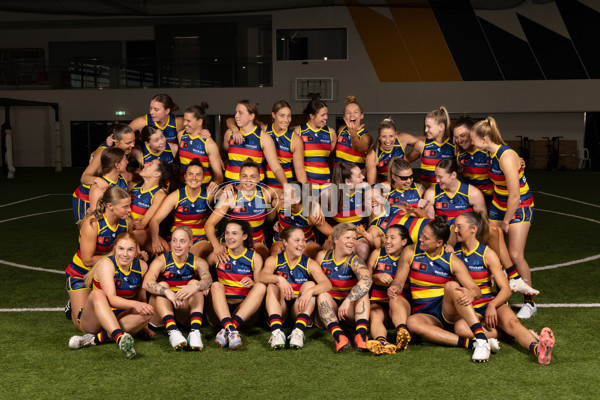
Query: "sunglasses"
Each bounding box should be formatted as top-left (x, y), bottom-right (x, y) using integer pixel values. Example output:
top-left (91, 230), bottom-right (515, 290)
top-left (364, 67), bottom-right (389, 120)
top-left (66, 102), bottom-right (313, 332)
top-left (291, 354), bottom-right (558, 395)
top-left (392, 173), bottom-right (414, 181)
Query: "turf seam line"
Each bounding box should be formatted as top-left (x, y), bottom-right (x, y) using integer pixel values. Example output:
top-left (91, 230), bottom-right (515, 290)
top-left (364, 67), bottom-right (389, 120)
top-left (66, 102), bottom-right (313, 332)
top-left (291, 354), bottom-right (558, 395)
top-left (534, 191), bottom-right (600, 208)
top-left (0, 208), bottom-right (71, 224)
top-left (0, 260), bottom-right (64, 274)
top-left (0, 194), bottom-right (71, 208)
top-left (531, 253), bottom-right (600, 272)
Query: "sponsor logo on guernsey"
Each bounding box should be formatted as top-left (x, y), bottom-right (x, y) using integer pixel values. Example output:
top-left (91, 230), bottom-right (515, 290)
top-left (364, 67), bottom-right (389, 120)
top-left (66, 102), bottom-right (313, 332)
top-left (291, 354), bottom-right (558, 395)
top-left (412, 261), bottom-right (425, 270)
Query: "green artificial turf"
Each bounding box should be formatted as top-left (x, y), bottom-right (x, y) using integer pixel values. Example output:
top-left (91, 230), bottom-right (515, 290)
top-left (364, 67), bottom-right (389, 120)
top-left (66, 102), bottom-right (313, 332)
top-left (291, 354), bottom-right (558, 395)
top-left (1, 168), bottom-right (599, 399)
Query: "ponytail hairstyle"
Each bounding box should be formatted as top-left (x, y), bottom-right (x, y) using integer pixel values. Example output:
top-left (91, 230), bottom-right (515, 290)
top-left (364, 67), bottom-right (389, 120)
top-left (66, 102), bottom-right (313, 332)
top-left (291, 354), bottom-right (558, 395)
top-left (155, 159), bottom-right (171, 188)
top-left (111, 123), bottom-right (134, 141)
top-left (83, 232), bottom-right (139, 288)
top-left (426, 215), bottom-right (450, 244)
top-left (100, 147), bottom-right (126, 175)
top-left (387, 224), bottom-right (410, 242)
top-left (332, 162), bottom-right (358, 215)
top-left (225, 220), bottom-right (254, 249)
top-left (83, 185), bottom-right (130, 229)
top-left (436, 157), bottom-right (463, 176)
top-left (387, 157), bottom-right (413, 185)
top-left (452, 114), bottom-right (475, 132)
top-left (185, 102), bottom-right (210, 128)
top-left (303, 98), bottom-right (328, 120)
top-left (426, 106), bottom-right (450, 141)
top-left (374, 117), bottom-right (397, 155)
top-left (472, 116), bottom-right (506, 146)
top-left (280, 226), bottom-right (303, 242)
top-left (152, 93), bottom-right (179, 113)
top-left (344, 95), bottom-right (362, 114)
top-left (238, 99), bottom-right (258, 122)
top-left (140, 124), bottom-right (162, 144)
top-left (457, 211), bottom-right (489, 244)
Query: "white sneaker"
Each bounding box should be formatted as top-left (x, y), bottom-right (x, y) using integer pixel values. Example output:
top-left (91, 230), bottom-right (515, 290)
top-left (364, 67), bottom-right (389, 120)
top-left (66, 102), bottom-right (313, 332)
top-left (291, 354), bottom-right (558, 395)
top-left (168, 329), bottom-right (188, 350)
top-left (188, 330), bottom-right (203, 351)
top-left (215, 328), bottom-right (228, 348)
top-left (472, 339), bottom-right (491, 362)
top-left (68, 333), bottom-right (96, 350)
top-left (488, 338), bottom-right (500, 353)
top-left (509, 278), bottom-right (540, 295)
top-left (268, 329), bottom-right (286, 350)
top-left (516, 303), bottom-right (538, 319)
top-left (288, 328), bottom-right (305, 349)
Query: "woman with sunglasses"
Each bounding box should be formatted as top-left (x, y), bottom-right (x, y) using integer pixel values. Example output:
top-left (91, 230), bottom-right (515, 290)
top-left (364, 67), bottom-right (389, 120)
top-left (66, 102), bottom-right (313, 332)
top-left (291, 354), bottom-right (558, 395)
top-left (385, 157), bottom-right (425, 209)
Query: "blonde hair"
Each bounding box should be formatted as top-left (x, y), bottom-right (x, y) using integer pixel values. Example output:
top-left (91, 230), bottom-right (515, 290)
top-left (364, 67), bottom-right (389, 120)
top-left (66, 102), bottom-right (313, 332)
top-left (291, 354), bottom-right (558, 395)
top-left (331, 222), bottom-right (357, 241)
top-left (426, 106), bottom-right (450, 141)
top-left (344, 95), bottom-right (362, 114)
top-left (472, 117), bottom-right (506, 146)
top-left (80, 186), bottom-right (129, 229)
top-left (84, 232), bottom-right (138, 288)
top-left (172, 225), bottom-right (193, 241)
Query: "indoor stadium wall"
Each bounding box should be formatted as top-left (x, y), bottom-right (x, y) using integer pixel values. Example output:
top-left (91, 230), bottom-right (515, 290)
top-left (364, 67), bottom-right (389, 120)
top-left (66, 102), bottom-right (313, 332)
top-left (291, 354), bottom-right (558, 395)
top-left (0, 3), bottom-right (597, 167)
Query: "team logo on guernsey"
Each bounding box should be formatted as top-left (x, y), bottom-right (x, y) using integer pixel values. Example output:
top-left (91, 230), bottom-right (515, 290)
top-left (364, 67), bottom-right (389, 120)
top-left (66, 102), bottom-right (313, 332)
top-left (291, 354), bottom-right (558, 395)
top-left (164, 271), bottom-right (176, 279)
top-left (459, 158), bottom-right (468, 164)
top-left (229, 138), bottom-right (235, 145)
top-left (338, 137), bottom-right (347, 143)
top-left (277, 271), bottom-right (289, 279)
top-left (116, 280), bottom-right (122, 287)
top-left (378, 161), bottom-right (385, 167)
top-left (377, 262), bottom-right (391, 272)
top-left (177, 206), bottom-right (189, 213)
top-left (324, 268), bottom-right (332, 276)
top-left (97, 237), bottom-right (110, 244)
top-left (181, 142), bottom-right (189, 148)
top-left (380, 219), bottom-right (389, 229)
top-left (389, 198), bottom-right (399, 204)
top-left (412, 261), bottom-right (426, 270)
top-left (424, 150), bottom-right (437, 157)
top-left (302, 136), bottom-right (313, 142)
top-left (233, 206), bottom-right (247, 213)
top-left (435, 202), bottom-right (448, 209)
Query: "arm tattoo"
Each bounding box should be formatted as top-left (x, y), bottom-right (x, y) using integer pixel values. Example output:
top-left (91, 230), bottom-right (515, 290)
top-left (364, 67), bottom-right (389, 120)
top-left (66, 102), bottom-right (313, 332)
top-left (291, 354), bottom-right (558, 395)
top-left (195, 264), bottom-right (213, 292)
top-left (318, 300), bottom-right (337, 325)
top-left (145, 282), bottom-right (167, 296)
top-left (346, 257), bottom-right (372, 303)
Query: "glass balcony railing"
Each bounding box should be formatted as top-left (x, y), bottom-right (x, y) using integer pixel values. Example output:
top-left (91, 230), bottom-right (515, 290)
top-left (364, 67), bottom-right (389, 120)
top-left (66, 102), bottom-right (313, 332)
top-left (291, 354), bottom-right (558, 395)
top-left (0, 57), bottom-right (272, 89)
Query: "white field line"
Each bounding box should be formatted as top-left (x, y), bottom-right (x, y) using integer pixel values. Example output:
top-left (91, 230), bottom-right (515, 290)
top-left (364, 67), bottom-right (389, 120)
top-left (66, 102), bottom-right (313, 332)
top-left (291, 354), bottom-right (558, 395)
top-left (536, 208), bottom-right (600, 224)
top-left (0, 260), bottom-right (64, 274)
top-left (3, 304), bottom-right (600, 312)
top-left (512, 303), bottom-right (600, 308)
top-left (0, 208), bottom-right (71, 224)
top-left (0, 194), bottom-right (71, 208)
top-left (534, 191), bottom-right (600, 208)
top-left (531, 254), bottom-right (600, 272)
top-left (0, 308), bottom-right (63, 312)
